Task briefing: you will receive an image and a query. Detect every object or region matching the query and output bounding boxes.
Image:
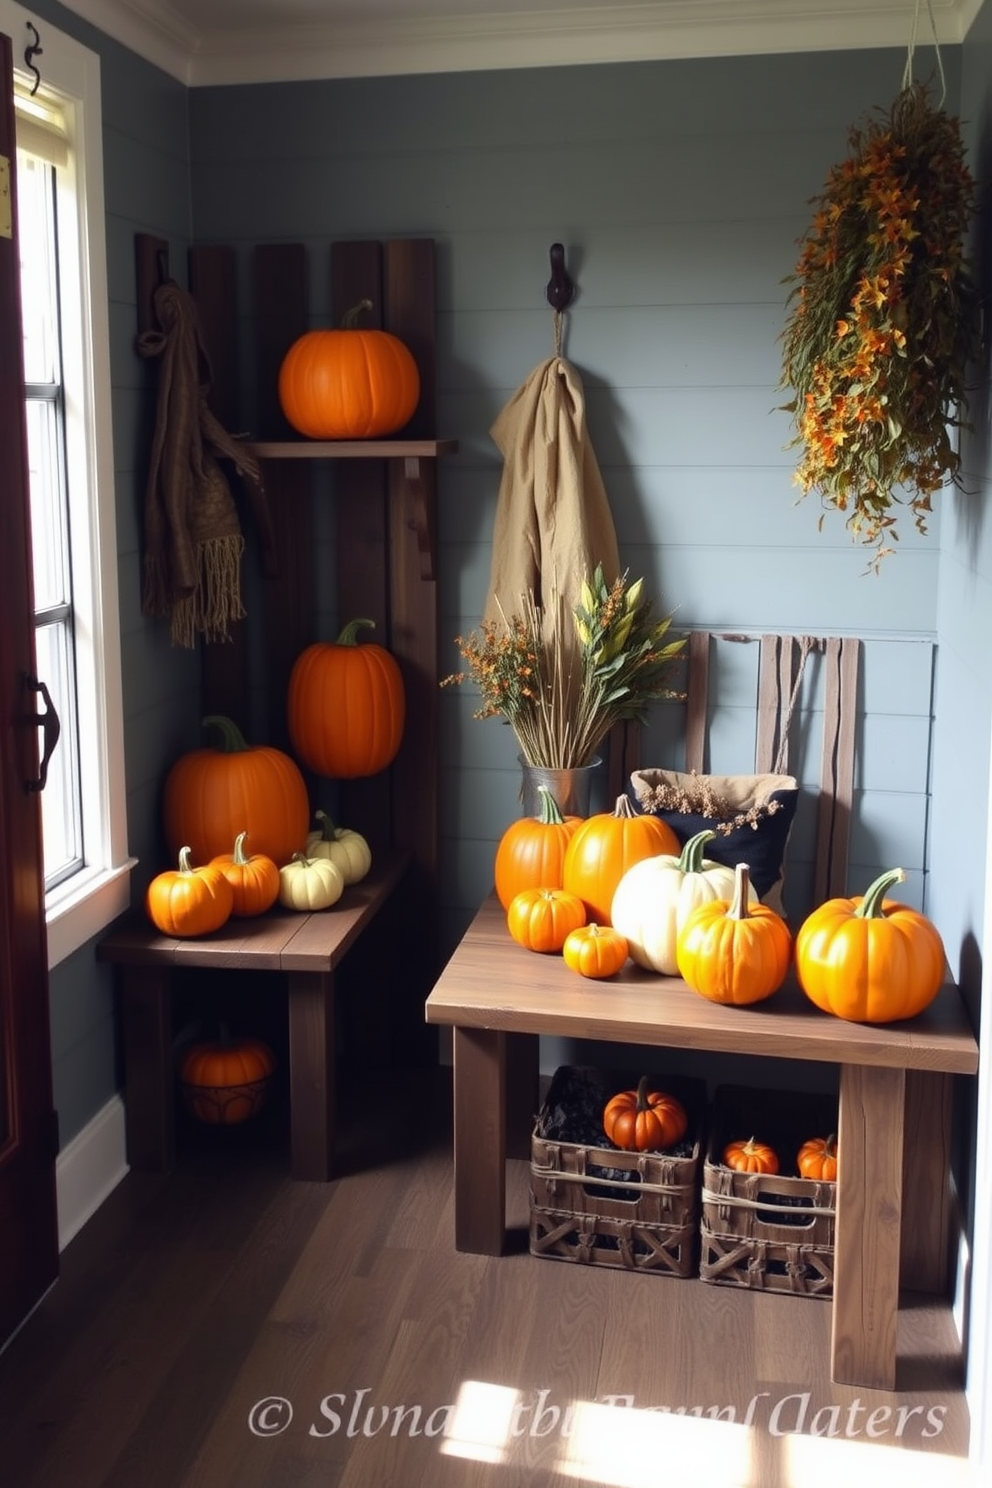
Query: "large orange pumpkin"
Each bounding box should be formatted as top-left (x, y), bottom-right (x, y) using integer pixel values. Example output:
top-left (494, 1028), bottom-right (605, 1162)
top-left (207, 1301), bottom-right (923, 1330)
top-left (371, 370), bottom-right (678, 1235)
top-left (287, 619), bottom-right (405, 779)
top-left (163, 716), bottom-right (310, 868)
top-left (494, 785), bottom-right (583, 910)
top-left (794, 866), bottom-right (946, 1023)
top-left (675, 862), bottom-right (791, 1006)
top-left (278, 299), bottom-right (420, 440)
top-left (562, 794), bottom-right (679, 925)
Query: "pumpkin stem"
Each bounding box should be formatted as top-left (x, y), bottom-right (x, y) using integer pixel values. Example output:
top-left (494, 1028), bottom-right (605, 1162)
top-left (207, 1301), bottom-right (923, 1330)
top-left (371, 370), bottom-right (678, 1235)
top-left (635, 1074), bottom-right (651, 1112)
top-left (233, 831), bottom-right (250, 864)
top-left (314, 809), bottom-right (338, 841)
top-left (535, 785), bottom-right (567, 825)
top-left (335, 618), bottom-right (376, 647)
top-left (855, 867), bottom-right (906, 919)
top-left (612, 794), bottom-right (641, 819)
top-left (729, 861), bottom-right (753, 919)
top-left (178, 845), bottom-right (195, 872)
top-left (341, 298), bottom-right (374, 329)
top-left (202, 714), bottom-right (250, 753)
top-left (678, 829), bottom-right (717, 873)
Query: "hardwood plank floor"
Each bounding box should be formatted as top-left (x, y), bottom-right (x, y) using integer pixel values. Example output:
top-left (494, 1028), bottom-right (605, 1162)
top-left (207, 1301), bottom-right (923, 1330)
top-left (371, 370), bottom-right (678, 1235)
top-left (0, 1064), bottom-right (971, 1487)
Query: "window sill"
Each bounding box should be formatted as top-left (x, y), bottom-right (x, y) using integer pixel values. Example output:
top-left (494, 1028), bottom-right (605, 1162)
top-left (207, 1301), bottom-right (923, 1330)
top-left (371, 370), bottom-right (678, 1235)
top-left (46, 858), bottom-right (138, 970)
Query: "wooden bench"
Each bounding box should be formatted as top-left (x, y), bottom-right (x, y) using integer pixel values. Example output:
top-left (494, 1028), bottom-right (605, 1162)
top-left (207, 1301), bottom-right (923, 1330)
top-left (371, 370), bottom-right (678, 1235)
top-left (98, 850), bottom-right (410, 1181)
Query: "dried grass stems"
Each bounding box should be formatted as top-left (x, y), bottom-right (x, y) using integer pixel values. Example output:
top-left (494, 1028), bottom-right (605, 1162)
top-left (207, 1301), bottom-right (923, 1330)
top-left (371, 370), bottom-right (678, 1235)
top-left (442, 567), bottom-right (685, 770)
top-left (639, 772), bottom-right (783, 836)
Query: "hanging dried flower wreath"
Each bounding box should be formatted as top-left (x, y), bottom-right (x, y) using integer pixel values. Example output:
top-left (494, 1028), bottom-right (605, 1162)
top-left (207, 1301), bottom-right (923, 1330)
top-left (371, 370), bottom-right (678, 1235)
top-left (780, 81), bottom-right (981, 568)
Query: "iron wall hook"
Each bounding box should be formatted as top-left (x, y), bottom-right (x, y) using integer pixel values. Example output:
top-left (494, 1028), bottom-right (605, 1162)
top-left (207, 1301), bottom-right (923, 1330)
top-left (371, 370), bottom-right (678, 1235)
top-left (24, 22), bottom-right (43, 97)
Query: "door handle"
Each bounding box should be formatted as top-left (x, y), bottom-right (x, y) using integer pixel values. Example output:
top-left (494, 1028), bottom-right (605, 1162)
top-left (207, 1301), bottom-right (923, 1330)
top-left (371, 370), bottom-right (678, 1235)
top-left (24, 674), bottom-right (61, 793)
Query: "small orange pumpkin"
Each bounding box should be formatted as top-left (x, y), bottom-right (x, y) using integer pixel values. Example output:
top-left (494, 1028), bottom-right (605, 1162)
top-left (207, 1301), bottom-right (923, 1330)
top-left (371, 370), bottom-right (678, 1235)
top-left (287, 619), bottom-right (405, 780)
top-left (563, 795), bottom-right (680, 925)
top-left (494, 785), bottom-right (583, 910)
top-left (278, 299), bottom-right (420, 440)
top-left (562, 923), bottom-right (629, 980)
top-left (603, 1076), bottom-right (688, 1152)
top-left (506, 887), bottom-right (587, 954)
top-left (675, 862), bottom-right (792, 1006)
top-left (723, 1137), bottom-right (779, 1174)
top-left (209, 832), bottom-right (280, 917)
top-left (180, 1033), bottom-right (275, 1125)
top-left (797, 1134), bottom-right (839, 1181)
top-left (146, 846), bottom-right (234, 937)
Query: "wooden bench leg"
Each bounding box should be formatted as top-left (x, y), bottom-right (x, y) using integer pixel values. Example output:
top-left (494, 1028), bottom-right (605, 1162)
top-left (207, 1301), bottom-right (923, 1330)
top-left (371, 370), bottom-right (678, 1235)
top-left (831, 1063), bottom-right (905, 1389)
top-left (287, 970), bottom-right (335, 1181)
top-left (453, 1026), bottom-right (507, 1255)
top-left (119, 965), bottom-right (174, 1173)
top-left (900, 1069), bottom-right (952, 1293)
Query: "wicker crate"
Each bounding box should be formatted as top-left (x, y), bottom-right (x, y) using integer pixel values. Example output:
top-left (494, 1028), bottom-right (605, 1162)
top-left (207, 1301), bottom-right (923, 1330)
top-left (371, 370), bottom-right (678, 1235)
top-left (700, 1084), bottom-right (837, 1298)
top-left (529, 1066), bottom-right (705, 1278)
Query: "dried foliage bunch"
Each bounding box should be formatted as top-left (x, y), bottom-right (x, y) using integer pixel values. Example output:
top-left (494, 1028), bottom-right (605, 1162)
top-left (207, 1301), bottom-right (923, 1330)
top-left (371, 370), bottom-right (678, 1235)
top-left (780, 80), bottom-right (981, 568)
top-left (637, 771), bottom-right (783, 835)
top-left (443, 566), bottom-right (685, 770)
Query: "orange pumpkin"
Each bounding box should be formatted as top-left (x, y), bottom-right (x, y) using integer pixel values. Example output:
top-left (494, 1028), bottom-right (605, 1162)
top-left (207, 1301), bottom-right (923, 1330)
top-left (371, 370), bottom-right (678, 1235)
top-left (675, 862), bottom-right (792, 1006)
top-left (146, 846), bottom-right (234, 937)
top-left (209, 832), bottom-right (280, 917)
top-left (603, 1076), bottom-right (688, 1151)
top-left (494, 785), bottom-right (583, 910)
top-left (797, 1135), bottom-right (838, 1181)
top-left (506, 887), bottom-right (587, 954)
top-left (287, 619), bottom-right (405, 779)
top-left (794, 867), bottom-right (946, 1024)
top-left (278, 300), bottom-right (420, 440)
top-left (163, 715), bottom-right (309, 868)
top-left (723, 1137), bottom-right (779, 1174)
top-left (562, 923), bottom-right (629, 980)
top-left (180, 1034), bottom-right (275, 1125)
top-left (562, 795), bottom-right (679, 925)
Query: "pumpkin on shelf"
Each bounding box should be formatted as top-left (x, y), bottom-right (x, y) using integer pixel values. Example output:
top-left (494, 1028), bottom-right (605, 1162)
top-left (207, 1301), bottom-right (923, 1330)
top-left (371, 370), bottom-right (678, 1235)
top-left (277, 299), bottom-right (421, 440)
top-left (794, 867), bottom-right (946, 1024)
top-left (603, 1076), bottom-right (688, 1152)
top-left (305, 810), bottom-right (372, 885)
top-left (278, 853), bottom-right (345, 912)
top-left (494, 785), bottom-right (583, 910)
top-left (797, 1135), bottom-right (839, 1181)
top-left (611, 828), bottom-right (751, 977)
top-left (163, 715), bottom-right (310, 869)
top-left (179, 1032), bottom-right (275, 1126)
top-left (506, 887), bottom-right (587, 954)
top-left (723, 1137), bottom-right (780, 1174)
top-left (676, 862), bottom-right (792, 1006)
top-left (562, 923), bottom-right (629, 980)
top-left (562, 794), bottom-right (680, 926)
top-left (287, 619), bottom-right (405, 780)
top-left (209, 832), bottom-right (280, 917)
top-left (146, 847), bottom-right (234, 937)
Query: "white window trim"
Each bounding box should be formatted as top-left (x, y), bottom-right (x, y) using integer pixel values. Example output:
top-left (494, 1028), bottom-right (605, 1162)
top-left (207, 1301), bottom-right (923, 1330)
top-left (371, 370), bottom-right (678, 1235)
top-left (4, 0), bottom-right (134, 967)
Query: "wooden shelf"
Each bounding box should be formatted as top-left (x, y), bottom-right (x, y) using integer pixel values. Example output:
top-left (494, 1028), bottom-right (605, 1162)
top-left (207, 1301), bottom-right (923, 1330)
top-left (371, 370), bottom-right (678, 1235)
top-left (248, 439), bottom-right (458, 459)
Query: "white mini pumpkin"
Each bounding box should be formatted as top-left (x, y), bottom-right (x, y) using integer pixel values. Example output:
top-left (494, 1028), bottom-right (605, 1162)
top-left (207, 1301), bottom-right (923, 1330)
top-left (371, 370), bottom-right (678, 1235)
top-left (611, 829), bottom-right (754, 975)
top-left (278, 852), bottom-right (345, 912)
top-left (305, 809), bottom-right (372, 885)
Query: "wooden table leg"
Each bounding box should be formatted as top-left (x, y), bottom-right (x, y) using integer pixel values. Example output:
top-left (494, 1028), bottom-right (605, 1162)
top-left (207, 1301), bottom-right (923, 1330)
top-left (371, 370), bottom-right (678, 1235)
top-left (831, 1062), bottom-right (905, 1389)
top-left (900, 1068), bottom-right (952, 1293)
top-left (453, 1026), bottom-right (507, 1255)
top-left (287, 970), bottom-right (335, 1181)
top-left (119, 965), bottom-right (174, 1173)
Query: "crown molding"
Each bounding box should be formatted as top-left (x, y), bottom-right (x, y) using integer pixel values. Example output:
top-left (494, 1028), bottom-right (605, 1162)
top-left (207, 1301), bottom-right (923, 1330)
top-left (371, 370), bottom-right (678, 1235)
top-left (52, 1), bottom-right (986, 87)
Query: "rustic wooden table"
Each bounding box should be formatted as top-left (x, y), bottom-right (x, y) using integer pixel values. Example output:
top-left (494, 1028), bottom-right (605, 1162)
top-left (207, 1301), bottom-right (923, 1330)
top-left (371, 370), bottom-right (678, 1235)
top-left (98, 851), bottom-right (410, 1181)
top-left (425, 891), bottom-right (980, 1392)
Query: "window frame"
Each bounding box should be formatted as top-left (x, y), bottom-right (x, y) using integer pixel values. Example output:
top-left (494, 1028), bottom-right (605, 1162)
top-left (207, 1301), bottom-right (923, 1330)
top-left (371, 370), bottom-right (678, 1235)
top-left (4, 0), bottom-right (133, 967)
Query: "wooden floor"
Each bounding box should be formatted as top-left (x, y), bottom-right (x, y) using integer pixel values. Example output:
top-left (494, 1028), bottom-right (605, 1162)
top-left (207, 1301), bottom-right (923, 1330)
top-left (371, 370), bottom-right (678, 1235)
top-left (0, 1063), bottom-right (972, 1488)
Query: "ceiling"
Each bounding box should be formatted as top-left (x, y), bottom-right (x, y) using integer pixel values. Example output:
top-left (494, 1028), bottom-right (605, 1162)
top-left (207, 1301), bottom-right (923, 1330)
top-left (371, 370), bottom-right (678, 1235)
top-left (58, 0), bottom-right (983, 87)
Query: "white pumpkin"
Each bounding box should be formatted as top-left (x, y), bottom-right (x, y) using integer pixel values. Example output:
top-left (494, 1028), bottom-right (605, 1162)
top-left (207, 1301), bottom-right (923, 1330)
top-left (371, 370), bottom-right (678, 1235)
top-left (610, 830), bottom-right (755, 975)
top-left (278, 852), bottom-right (345, 912)
top-left (305, 810), bottom-right (372, 885)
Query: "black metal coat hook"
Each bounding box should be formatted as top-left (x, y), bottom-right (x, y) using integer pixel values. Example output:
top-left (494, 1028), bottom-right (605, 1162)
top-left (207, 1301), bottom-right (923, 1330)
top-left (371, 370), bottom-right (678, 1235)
top-left (546, 243), bottom-right (575, 312)
top-left (24, 22), bottom-right (43, 97)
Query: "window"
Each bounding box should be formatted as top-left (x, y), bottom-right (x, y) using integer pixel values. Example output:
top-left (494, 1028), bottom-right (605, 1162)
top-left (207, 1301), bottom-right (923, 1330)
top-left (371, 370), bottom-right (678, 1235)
top-left (5, 1), bottom-right (133, 966)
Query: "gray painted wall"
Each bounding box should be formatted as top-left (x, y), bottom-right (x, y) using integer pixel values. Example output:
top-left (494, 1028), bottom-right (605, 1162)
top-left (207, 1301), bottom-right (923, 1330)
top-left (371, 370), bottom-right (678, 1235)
top-left (14, 4), bottom-right (989, 1149)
